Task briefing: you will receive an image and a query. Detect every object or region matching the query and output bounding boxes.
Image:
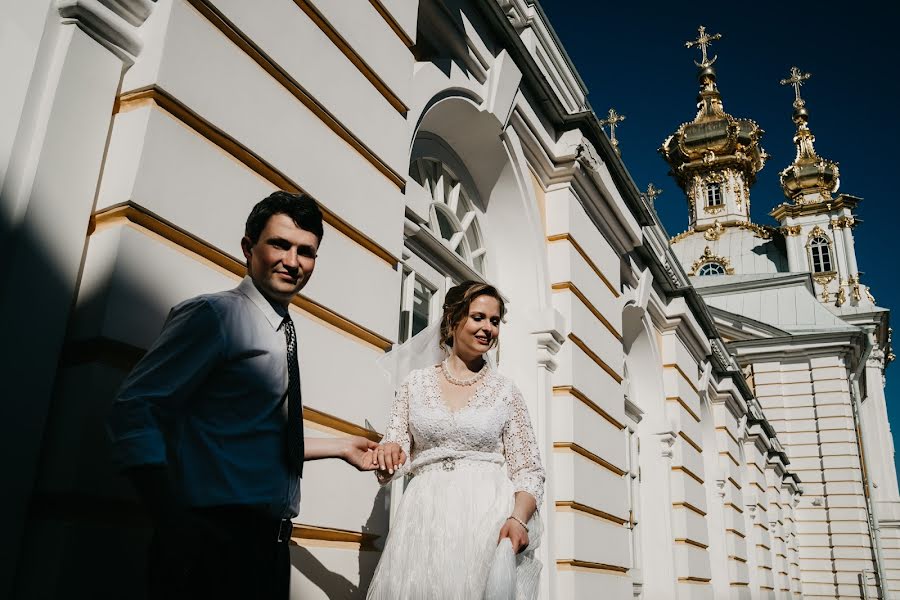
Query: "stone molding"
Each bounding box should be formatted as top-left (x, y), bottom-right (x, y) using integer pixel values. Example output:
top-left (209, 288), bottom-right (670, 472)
top-left (529, 307), bottom-right (566, 372)
top-left (57, 0), bottom-right (156, 64)
top-left (658, 430), bottom-right (677, 458)
top-left (496, 0), bottom-right (586, 111)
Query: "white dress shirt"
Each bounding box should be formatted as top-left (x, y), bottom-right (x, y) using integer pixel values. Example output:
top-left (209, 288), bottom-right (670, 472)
top-left (108, 277), bottom-right (301, 518)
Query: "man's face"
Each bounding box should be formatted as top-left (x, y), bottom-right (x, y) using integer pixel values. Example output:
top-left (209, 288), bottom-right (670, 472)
top-left (241, 213), bottom-right (319, 306)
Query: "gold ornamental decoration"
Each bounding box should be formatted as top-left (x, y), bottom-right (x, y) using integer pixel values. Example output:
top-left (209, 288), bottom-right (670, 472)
top-left (669, 228), bottom-right (696, 244)
top-left (836, 285), bottom-right (846, 307)
top-left (599, 108), bottom-right (626, 156)
top-left (806, 225), bottom-right (829, 244)
top-left (813, 273), bottom-right (836, 287)
top-left (690, 246), bottom-right (735, 275)
top-left (660, 26), bottom-right (766, 221)
top-left (685, 25), bottom-right (722, 67)
top-left (704, 221), bottom-right (725, 240)
top-left (778, 67), bottom-right (840, 203)
top-left (737, 222), bottom-right (773, 239)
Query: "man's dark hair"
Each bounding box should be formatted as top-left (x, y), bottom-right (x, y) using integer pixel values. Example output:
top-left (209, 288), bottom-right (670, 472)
top-left (245, 191), bottom-right (324, 244)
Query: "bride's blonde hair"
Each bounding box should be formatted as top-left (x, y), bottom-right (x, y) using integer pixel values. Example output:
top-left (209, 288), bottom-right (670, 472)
top-left (439, 281), bottom-right (506, 351)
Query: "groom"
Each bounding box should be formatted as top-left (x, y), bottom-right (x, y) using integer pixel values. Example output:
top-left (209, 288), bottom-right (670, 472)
top-left (108, 191), bottom-right (377, 599)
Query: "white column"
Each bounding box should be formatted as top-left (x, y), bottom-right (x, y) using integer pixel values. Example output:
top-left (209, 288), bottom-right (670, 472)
top-left (786, 232), bottom-right (804, 272)
top-left (0, 1), bottom-right (54, 200)
top-left (639, 429), bottom-right (679, 599)
top-left (842, 223), bottom-right (860, 276)
top-left (0, 1), bottom-right (153, 595)
top-left (530, 309), bottom-right (565, 600)
top-left (829, 220), bottom-right (849, 283)
top-left (861, 353), bottom-right (900, 507)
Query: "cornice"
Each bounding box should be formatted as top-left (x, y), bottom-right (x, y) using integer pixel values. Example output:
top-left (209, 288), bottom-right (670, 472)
top-left (496, 0), bottom-right (587, 111)
top-left (769, 194), bottom-right (862, 221)
top-left (707, 306), bottom-right (790, 340)
top-left (695, 272), bottom-right (815, 297)
top-left (727, 328), bottom-right (867, 366)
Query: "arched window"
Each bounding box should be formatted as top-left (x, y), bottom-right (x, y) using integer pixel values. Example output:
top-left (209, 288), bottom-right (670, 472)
top-left (409, 157), bottom-right (487, 274)
top-left (698, 262), bottom-right (726, 276)
top-left (808, 236), bottom-right (833, 273)
top-left (705, 183), bottom-right (723, 207)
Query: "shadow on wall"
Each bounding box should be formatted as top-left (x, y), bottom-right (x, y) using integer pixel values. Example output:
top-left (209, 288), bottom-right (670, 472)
top-left (291, 485), bottom-right (387, 598)
top-left (0, 205), bottom-right (152, 599)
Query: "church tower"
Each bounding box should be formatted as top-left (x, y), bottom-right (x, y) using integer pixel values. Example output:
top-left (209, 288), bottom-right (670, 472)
top-left (660, 26), bottom-right (767, 233)
top-left (770, 67), bottom-right (874, 308)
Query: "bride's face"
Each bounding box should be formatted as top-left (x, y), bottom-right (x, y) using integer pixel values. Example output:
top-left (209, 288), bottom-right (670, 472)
top-left (451, 295), bottom-right (501, 360)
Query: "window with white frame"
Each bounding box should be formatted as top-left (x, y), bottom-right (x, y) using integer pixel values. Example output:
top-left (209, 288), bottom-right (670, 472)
top-left (697, 262), bottom-right (726, 276)
top-left (409, 157), bottom-right (487, 274)
top-left (705, 183), bottom-right (723, 207)
top-left (808, 236), bottom-right (833, 273)
top-left (398, 269), bottom-right (436, 343)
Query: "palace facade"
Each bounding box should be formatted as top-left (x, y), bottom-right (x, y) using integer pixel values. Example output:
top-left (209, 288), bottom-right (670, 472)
top-left (1, 1), bottom-right (895, 598)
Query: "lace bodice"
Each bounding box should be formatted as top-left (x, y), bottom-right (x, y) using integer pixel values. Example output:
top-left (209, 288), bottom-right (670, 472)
top-left (378, 366), bottom-right (545, 505)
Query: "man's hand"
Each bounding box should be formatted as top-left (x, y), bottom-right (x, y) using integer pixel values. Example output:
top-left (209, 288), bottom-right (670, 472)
top-left (341, 436), bottom-right (380, 471)
top-left (373, 442), bottom-right (406, 477)
top-left (304, 436), bottom-right (378, 470)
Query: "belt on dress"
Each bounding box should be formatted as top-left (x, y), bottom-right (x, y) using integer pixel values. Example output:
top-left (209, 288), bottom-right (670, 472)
top-left (412, 456), bottom-right (503, 475)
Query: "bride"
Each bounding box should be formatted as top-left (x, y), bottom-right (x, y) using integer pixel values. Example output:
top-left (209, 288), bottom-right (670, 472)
top-left (366, 281), bottom-right (545, 599)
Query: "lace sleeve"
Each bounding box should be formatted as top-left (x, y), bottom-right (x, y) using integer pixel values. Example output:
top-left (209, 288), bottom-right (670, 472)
top-left (376, 378), bottom-right (412, 485)
top-left (502, 385), bottom-right (545, 506)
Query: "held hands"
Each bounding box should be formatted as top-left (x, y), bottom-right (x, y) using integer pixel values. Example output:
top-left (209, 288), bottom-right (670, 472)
top-left (373, 442), bottom-right (407, 477)
top-left (498, 516), bottom-right (529, 554)
top-left (343, 436), bottom-right (381, 471)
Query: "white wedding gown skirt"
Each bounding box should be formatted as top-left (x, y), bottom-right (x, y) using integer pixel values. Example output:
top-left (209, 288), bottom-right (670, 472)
top-left (366, 460), bottom-right (541, 600)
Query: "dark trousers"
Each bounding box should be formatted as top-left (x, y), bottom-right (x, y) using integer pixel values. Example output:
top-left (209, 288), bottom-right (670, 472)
top-left (148, 506), bottom-right (291, 600)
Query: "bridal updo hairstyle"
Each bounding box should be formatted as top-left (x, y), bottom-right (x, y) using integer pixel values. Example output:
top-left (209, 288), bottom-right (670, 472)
top-left (439, 281), bottom-right (506, 351)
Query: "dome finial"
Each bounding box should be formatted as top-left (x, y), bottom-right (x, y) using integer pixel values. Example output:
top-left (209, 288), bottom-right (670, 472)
top-left (780, 66), bottom-right (811, 109)
top-left (685, 25), bottom-right (722, 68)
top-left (777, 67), bottom-right (840, 203)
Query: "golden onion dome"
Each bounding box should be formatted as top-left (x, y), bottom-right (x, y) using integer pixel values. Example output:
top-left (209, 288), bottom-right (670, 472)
top-left (777, 68), bottom-right (839, 203)
top-left (660, 63), bottom-right (767, 192)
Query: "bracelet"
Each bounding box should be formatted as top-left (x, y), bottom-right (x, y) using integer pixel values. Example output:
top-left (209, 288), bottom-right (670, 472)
top-left (507, 515), bottom-right (529, 532)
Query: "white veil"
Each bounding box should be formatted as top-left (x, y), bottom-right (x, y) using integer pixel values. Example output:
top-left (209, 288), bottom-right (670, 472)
top-left (375, 320), bottom-right (446, 387)
top-left (376, 319), bottom-right (498, 387)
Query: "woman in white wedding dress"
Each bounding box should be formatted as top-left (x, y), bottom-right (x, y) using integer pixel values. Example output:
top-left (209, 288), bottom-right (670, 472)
top-left (366, 281), bottom-right (545, 600)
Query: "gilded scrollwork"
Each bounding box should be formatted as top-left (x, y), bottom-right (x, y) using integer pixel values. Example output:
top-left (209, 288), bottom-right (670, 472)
top-left (813, 274), bottom-right (836, 287)
top-left (669, 228), bottom-right (696, 244)
top-left (689, 246), bottom-right (735, 275)
top-left (737, 222), bottom-right (773, 239)
top-left (704, 221), bottom-right (725, 240)
top-left (805, 225), bottom-right (830, 246)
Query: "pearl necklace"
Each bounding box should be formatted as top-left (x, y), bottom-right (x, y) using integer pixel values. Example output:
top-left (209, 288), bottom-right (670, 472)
top-left (441, 358), bottom-right (488, 386)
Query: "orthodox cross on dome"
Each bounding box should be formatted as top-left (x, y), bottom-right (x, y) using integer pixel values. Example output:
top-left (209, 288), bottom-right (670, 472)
top-left (780, 66), bottom-right (811, 108)
top-left (599, 108), bottom-right (626, 155)
top-left (644, 183), bottom-right (662, 206)
top-left (685, 25), bottom-right (722, 67)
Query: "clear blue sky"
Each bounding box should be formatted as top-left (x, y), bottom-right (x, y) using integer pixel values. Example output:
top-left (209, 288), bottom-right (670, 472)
top-left (540, 2), bottom-right (900, 471)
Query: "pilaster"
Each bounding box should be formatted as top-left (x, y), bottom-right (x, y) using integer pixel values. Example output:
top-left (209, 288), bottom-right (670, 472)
top-left (0, 2), bottom-right (154, 596)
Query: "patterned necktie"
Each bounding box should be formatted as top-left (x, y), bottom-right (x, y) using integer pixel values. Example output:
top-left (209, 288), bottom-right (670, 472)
top-left (282, 315), bottom-right (304, 476)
